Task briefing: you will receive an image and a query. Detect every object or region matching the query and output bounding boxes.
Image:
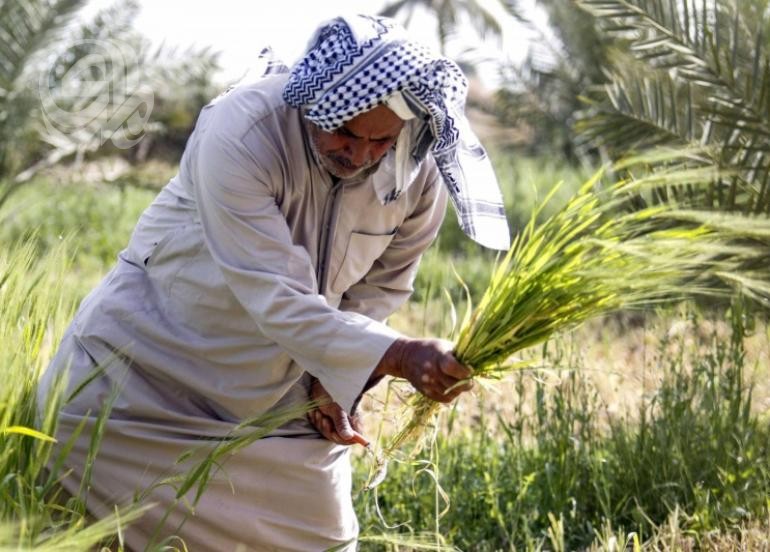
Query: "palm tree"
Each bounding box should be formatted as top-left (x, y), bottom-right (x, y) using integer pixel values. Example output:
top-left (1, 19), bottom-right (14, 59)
top-left (564, 0), bottom-right (770, 313)
top-left (0, 0), bottom-right (88, 205)
top-left (575, 0), bottom-right (770, 215)
top-left (0, 0), bottom-right (220, 209)
top-left (493, 0), bottom-right (614, 159)
top-left (380, 0), bottom-right (505, 54)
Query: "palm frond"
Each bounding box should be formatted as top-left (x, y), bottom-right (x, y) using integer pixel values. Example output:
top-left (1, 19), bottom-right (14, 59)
top-left (576, 0), bottom-right (770, 214)
top-left (0, 0), bottom-right (87, 197)
top-left (461, 0), bottom-right (504, 39)
top-left (0, 0), bottom-right (220, 206)
top-left (578, 70), bottom-right (692, 149)
top-left (380, 0), bottom-right (504, 54)
top-left (0, 0), bottom-right (87, 93)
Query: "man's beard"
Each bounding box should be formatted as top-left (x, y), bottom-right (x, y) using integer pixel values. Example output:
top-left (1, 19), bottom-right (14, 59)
top-left (305, 119), bottom-right (383, 181)
top-left (316, 151), bottom-right (381, 180)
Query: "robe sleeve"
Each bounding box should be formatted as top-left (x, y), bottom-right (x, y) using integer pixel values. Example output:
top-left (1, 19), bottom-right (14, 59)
top-left (191, 125), bottom-right (402, 412)
top-left (338, 169), bottom-right (448, 322)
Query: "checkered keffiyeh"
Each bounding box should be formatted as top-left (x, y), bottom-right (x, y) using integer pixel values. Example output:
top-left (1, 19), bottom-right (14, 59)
top-left (283, 14), bottom-right (510, 251)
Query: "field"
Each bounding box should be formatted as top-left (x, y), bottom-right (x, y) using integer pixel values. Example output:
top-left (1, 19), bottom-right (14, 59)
top-left (2, 155), bottom-right (770, 550)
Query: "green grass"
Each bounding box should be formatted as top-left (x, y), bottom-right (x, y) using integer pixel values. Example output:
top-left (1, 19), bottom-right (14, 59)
top-left (0, 239), bottom-right (152, 549)
top-left (354, 306), bottom-right (770, 550)
top-left (414, 154), bottom-right (591, 304)
top-left (392, 158), bottom-right (770, 456)
top-left (0, 176), bottom-right (157, 299)
top-left (436, 153), bottom-right (594, 254)
top-left (1, 157), bottom-right (769, 550)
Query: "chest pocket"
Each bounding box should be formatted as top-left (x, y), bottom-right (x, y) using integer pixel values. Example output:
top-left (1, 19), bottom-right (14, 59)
top-left (330, 230), bottom-right (395, 295)
top-left (143, 228), bottom-right (182, 270)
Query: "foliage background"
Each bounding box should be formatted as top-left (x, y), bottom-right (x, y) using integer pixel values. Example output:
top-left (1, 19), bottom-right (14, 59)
top-left (2, 0), bottom-right (770, 550)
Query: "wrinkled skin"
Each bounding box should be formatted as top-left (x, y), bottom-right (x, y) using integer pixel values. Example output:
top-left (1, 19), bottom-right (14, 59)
top-left (307, 104), bottom-right (403, 180)
top-left (305, 105), bottom-right (473, 445)
top-left (308, 378), bottom-right (365, 446)
top-left (308, 338), bottom-right (473, 446)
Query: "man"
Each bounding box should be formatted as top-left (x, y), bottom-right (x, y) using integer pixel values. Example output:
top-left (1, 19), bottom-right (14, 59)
top-left (39, 14), bottom-right (510, 551)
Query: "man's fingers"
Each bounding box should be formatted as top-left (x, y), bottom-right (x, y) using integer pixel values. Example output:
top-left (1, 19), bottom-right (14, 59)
top-left (439, 354), bottom-right (472, 380)
top-left (350, 430), bottom-right (370, 447)
top-left (430, 390), bottom-right (454, 403)
top-left (429, 356), bottom-right (474, 399)
top-left (398, 339), bottom-right (476, 403)
top-left (318, 402), bottom-right (354, 439)
top-left (308, 379), bottom-right (369, 446)
top-left (420, 381), bottom-right (455, 403)
top-left (331, 408), bottom-right (354, 440)
top-left (411, 369), bottom-right (468, 403)
top-left (350, 413), bottom-right (363, 435)
top-left (315, 402), bottom-right (366, 445)
top-left (317, 413), bottom-right (346, 444)
top-left (320, 416), bottom-right (333, 436)
top-left (443, 373), bottom-right (474, 393)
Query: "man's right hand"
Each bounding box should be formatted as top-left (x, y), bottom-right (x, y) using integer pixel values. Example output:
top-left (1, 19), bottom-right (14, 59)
top-left (374, 338), bottom-right (473, 403)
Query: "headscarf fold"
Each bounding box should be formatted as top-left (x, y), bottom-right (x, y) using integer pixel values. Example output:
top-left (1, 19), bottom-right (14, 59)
top-left (283, 14), bottom-right (510, 250)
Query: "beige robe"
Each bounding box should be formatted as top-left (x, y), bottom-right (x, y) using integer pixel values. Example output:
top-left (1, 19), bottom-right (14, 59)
top-left (39, 73), bottom-right (447, 550)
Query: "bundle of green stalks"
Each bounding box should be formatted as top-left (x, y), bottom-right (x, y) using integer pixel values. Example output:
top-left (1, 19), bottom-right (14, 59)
top-left (384, 162), bottom-right (770, 457)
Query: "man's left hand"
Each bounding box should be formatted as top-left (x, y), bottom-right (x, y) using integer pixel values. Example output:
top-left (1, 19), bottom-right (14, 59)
top-left (308, 379), bottom-right (367, 446)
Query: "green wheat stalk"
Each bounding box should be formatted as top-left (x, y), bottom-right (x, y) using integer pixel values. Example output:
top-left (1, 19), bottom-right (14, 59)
top-left (384, 162), bottom-right (770, 457)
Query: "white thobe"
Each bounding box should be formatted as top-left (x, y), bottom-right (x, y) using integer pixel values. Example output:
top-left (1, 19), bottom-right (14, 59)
top-left (39, 72), bottom-right (447, 550)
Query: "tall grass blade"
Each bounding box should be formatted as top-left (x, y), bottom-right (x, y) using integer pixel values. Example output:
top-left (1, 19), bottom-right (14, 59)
top-left (382, 159), bottom-right (770, 460)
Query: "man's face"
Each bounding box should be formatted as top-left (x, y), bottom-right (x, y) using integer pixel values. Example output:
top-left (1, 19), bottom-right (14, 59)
top-left (308, 104), bottom-right (404, 180)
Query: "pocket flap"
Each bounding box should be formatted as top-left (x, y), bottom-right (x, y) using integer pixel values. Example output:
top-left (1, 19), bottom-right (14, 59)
top-left (330, 230), bottom-right (395, 295)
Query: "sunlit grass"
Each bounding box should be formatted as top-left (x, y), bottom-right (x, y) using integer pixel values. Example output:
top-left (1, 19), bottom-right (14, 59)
top-left (357, 307), bottom-right (770, 550)
top-left (388, 160), bottom-right (770, 454)
top-left (2, 156), bottom-right (769, 550)
top-left (0, 239), bottom-right (148, 549)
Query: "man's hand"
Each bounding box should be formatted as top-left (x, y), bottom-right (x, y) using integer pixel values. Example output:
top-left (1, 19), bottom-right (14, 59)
top-left (307, 378), bottom-right (368, 446)
top-left (375, 338), bottom-right (473, 403)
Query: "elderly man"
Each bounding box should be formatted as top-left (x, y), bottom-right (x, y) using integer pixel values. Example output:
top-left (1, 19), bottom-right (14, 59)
top-left (39, 14), bottom-right (509, 551)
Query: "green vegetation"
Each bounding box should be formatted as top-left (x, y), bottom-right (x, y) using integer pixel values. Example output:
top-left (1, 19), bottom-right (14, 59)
top-left (392, 156), bottom-right (770, 456)
top-left (0, 238), bottom-right (149, 549)
top-left (2, 0), bottom-right (770, 549)
top-left (576, 0), bottom-right (770, 217)
top-left (0, 0), bottom-right (218, 209)
top-left (1, 158), bottom-right (768, 549)
top-left (356, 307), bottom-right (770, 550)
top-left (414, 154), bottom-right (592, 304)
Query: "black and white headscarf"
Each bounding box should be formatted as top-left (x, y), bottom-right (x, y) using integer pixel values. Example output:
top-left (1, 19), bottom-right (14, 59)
top-left (283, 14), bottom-right (510, 250)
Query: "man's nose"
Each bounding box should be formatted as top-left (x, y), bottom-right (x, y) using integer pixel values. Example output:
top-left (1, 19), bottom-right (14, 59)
top-left (346, 141), bottom-right (374, 166)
